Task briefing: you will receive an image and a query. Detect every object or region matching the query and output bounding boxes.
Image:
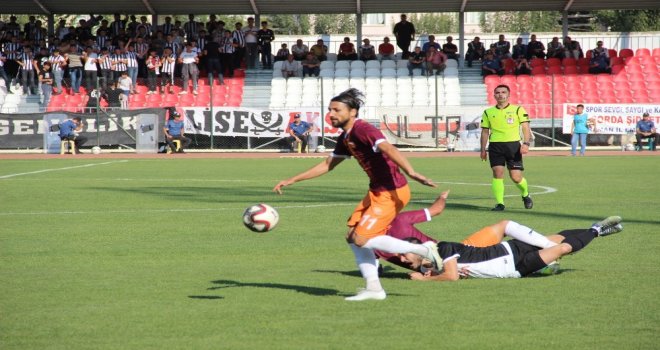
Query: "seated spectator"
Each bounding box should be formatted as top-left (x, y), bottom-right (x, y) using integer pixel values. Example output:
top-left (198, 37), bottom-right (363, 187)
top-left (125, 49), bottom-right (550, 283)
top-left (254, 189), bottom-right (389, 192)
top-left (378, 37), bottom-right (395, 60)
top-left (337, 37), bottom-right (358, 61)
top-left (422, 35), bottom-right (441, 54)
top-left (407, 46), bottom-right (426, 76)
top-left (287, 113), bottom-right (312, 153)
top-left (591, 41), bottom-right (609, 59)
top-left (58, 117), bottom-right (87, 154)
top-left (309, 39), bottom-right (328, 61)
top-left (117, 71), bottom-right (132, 99)
top-left (163, 112), bottom-right (191, 153)
top-left (274, 43), bottom-right (290, 62)
top-left (281, 54), bottom-right (300, 78)
top-left (104, 82), bottom-right (123, 108)
top-left (425, 46), bottom-right (447, 76)
top-left (291, 39), bottom-right (308, 61)
top-left (547, 37), bottom-right (564, 59)
top-left (441, 36), bottom-right (458, 61)
top-left (359, 38), bottom-right (377, 61)
top-left (302, 53), bottom-right (320, 77)
top-left (563, 36), bottom-right (583, 59)
top-left (465, 36), bottom-right (485, 67)
top-left (527, 34), bottom-right (545, 59)
top-left (512, 38), bottom-right (527, 60)
top-left (481, 52), bottom-right (504, 77)
top-left (635, 112), bottom-right (658, 151)
top-left (588, 50), bottom-right (611, 74)
top-left (514, 57), bottom-right (532, 75)
top-left (494, 34), bottom-right (511, 59)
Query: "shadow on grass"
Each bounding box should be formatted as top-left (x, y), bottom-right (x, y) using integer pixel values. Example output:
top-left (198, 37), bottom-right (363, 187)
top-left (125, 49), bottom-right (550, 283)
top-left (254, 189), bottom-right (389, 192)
top-left (207, 279), bottom-right (341, 296)
top-left (314, 266), bottom-right (411, 280)
top-left (188, 295), bottom-right (224, 300)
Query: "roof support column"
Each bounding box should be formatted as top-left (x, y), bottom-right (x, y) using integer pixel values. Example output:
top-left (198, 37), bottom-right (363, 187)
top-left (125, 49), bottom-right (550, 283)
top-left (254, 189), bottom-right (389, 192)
top-left (356, 13), bottom-right (362, 44)
top-left (47, 13), bottom-right (55, 37)
top-left (562, 11), bottom-right (569, 38)
top-left (458, 11), bottom-right (465, 68)
top-left (152, 13), bottom-right (159, 32)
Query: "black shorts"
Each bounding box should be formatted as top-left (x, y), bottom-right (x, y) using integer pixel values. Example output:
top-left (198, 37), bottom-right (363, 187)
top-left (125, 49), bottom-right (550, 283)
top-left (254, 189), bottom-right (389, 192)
top-left (488, 141), bottom-right (524, 170)
top-left (507, 240), bottom-right (546, 277)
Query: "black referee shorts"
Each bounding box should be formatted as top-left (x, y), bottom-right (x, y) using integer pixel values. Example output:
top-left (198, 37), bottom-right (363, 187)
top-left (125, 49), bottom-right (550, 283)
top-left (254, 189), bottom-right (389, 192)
top-left (488, 141), bottom-right (524, 170)
top-left (508, 240), bottom-right (546, 277)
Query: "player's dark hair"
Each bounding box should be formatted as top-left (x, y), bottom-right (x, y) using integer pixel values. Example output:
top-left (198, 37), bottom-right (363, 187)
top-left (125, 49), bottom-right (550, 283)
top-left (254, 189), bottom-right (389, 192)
top-left (577, 104), bottom-right (584, 108)
top-left (403, 237), bottom-right (422, 244)
top-left (495, 84), bottom-right (510, 92)
top-left (331, 88), bottom-right (364, 111)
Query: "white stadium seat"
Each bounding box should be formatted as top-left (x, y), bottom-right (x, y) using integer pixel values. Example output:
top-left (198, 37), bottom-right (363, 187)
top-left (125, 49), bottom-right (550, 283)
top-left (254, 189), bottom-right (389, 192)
top-left (326, 53), bottom-right (338, 62)
top-left (381, 60), bottom-right (396, 69)
top-left (273, 61), bottom-right (284, 71)
top-left (366, 60), bottom-right (381, 70)
top-left (271, 77), bottom-right (287, 89)
top-left (335, 61), bottom-right (350, 70)
top-left (350, 69), bottom-right (365, 78)
top-left (366, 68), bottom-right (381, 77)
top-left (446, 59), bottom-right (458, 68)
top-left (443, 67), bottom-right (459, 77)
top-left (396, 60), bottom-right (409, 69)
top-left (349, 78), bottom-right (366, 91)
top-left (319, 69), bottom-right (334, 78)
top-left (334, 68), bottom-right (350, 78)
top-left (320, 61), bottom-right (335, 70)
top-left (350, 60), bottom-right (366, 70)
top-left (381, 68), bottom-right (397, 77)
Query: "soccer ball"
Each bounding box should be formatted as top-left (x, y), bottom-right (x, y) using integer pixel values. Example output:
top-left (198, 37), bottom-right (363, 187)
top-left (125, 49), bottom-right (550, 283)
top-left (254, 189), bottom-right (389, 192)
top-left (316, 145), bottom-right (326, 153)
top-left (91, 146), bottom-right (101, 154)
top-left (243, 204), bottom-right (279, 232)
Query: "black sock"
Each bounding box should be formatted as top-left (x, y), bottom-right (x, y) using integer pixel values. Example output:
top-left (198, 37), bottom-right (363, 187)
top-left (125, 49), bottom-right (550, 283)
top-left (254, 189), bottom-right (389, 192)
top-left (558, 229), bottom-right (597, 253)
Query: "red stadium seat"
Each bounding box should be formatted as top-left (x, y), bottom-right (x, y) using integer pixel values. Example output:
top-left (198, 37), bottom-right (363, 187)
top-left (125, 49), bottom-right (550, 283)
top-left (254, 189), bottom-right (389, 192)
top-left (563, 66), bottom-right (578, 74)
top-left (501, 75), bottom-right (517, 86)
top-left (610, 57), bottom-right (625, 66)
top-left (547, 66), bottom-right (562, 75)
top-left (625, 65), bottom-right (642, 74)
top-left (611, 65), bottom-right (625, 75)
top-left (651, 48), bottom-right (660, 57)
top-left (517, 75), bottom-right (532, 84)
top-left (503, 59), bottom-right (516, 75)
top-left (484, 75), bottom-right (501, 85)
top-left (613, 81), bottom-right (631, 92)
top-left (562, 58), bottom-right (577, 67)
top-left (619, 49), bottom-right (634, 59)
top-left (547, 58), bottom-right (561, 67)
top-left (608, 49), bottom-right (618, 58)
top-left (577, 65), bottom-right (591, 74)
top-left (578, 58), bottom-right (591, 66)
top-left (530, 59), bottom-right (545, 68)
top-left (531, 66), bottom-right (546, 75)
top-left (636, 48), bottom-right (651, 57)
top-left (617, 95), bottom-right (634, 103)
top-left (628, 73), bottom-right (645, 83)
top-left (646, 75), bottom-right (660, 83)
top-left (596, 74), bottom-right (613, 83)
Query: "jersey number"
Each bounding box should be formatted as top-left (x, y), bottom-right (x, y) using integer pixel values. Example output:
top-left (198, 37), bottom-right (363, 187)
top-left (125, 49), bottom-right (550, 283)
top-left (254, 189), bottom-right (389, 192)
top-left (359, 215), bottom-right (378, 230)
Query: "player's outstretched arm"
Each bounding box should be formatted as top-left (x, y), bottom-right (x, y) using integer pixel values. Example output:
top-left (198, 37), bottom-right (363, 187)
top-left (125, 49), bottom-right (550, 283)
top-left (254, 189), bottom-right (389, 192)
top-left (273, 156), bottom-right (344, 194)
top-left (377, 141), bottom-right (436, 188)
top-left (410, 258), bottom-right (459, 282)
top-left (427, 190), bottom-right (450, 217)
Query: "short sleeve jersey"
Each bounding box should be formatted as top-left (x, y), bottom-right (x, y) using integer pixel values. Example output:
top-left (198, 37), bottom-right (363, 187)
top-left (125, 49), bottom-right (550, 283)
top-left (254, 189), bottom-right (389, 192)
top-left (332, 119), bottom-right (407, 192)
top-left (481, 104), bottom-right (529, 142)
top-left (374, 209), bottom-right (437, 267)
top-left (436, 242), bottom-right (521, 279)
top-left (58, 120), bottom-right (77, 138)
top-left (166, 119), bottom-right (184, 136)
top-left (288, 121), bottom-right (310, 136)
top-left (636, 119), bottom-right (655, 132)
top-left (573, 113), bottom-right (589, 134)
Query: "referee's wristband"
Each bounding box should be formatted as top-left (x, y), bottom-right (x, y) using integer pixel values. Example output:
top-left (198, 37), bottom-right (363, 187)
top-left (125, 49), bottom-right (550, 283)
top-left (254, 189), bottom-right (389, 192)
top-left (522, 142), bottom-right (531, 146)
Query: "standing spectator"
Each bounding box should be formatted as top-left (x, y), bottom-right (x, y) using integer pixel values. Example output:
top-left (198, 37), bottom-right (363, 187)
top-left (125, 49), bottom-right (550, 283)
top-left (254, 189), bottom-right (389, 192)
top-left (104, 81), bottom-right (123, 108)
top-left (359, 39), bottom-right (377, 61)
top-left (257, 21), bottom-right (275, 69)
top-left (58, 117), bottom-right (87, 153)
top-left (281, 54), bottom-right (300, 78)
top-left (117, 71), bottom-right (132, 100)
top-left (287, 113), bottom-right (312, 153)
top-left (527, 34), bottom-right (545, 59)
top-left (546, 37), bottom-right (564, 59)
top-left (588, 49), bottom-right (611, 74)
top-left (563, 36), bottom-right (583, 59)
top-left (393, 14), bottom-right (415, 59)
top-left (337, 37), bottom-right (358, 61)
top-left (161, 16), bottom-right (174, 36)
top-left (274, 43), bottom-right (290, 62)
top-left (111, 47), bottom-right (127, 83)
top-left (110, 13), bottom-right (126, 38)
top-left (407, 46), bottom-right (425, 76)
top-left (571, 104), bottom-right (589, 156)
top-left (48, 49), bottom-right (66, 94)
top-left (495, 34), bottom-right (511, 59)
top-left (514, 57), bottom-right (532, 76)
top-left (422, 35), bottom-right (441, 53)
top-left (3, 35), bottom-right (22, 88)
top-left (97, 48), bottom-right (113, 91)
top-left (481, 52), bottom-right (504, 77)
top-left (96, 29), bottom-right (111, 52)
top-left (378, 37), bottom-right (395, 61)
top-left (220, 30), bottom-right (236, 77)
top-left (38, 62), bottom-right (53, 105)
top-left (164, 34), bottom-right (181, 57)
top-left (425, 46), bottom-right (447, 76)
top-left (145, 49), bottom-right (161, 94)
top-left (302, 53), bottom-right (320, 77)
top-left (243, 17), bottom-right (259, 69)
top-left (184, 14), bottom-right (200, 41)
top-left (136, 16), bottom-right (152, 37)
top-left (441, 36), bottom-right (458, 61)
top-left (179, 43), bottom-right (199, 95)
top-left (465, 37), bottom-right (485, 67)
top-left (480, 84), bottom-right (534, 211)
top-left (124, 41), bottom-right (139, 94)
top-left (511, 38), bottom-right (527, 60)
top-left (163, 112), bottom-right (191, 153)
top-left (291, 39), bottom-right (308, 61)
top-left (309, 39), bottom-right (328, 62)
top-left (82, 46), bottom-right (98, 92)
top-left (17, 47), bottom-right (36, 95)
top-left (160, 47), bottom-right (176, 94)
top-left (204, 36), bottom-right (223, 85)
top-left (135, 36), bottom-right (149, 79)
top-left (635, 113), bottom-right (657, 151)
top-left (232, 22), bottom-right (246, 68)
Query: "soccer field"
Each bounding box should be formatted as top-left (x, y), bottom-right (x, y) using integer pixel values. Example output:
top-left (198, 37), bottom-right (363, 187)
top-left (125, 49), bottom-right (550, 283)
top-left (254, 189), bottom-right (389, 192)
top-left (1, 154), bottom-right (658, 349)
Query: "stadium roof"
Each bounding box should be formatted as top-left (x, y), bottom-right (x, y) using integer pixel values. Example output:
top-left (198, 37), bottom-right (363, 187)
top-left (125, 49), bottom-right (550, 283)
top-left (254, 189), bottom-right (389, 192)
top-left (4, 0), bottom-right (660, 15)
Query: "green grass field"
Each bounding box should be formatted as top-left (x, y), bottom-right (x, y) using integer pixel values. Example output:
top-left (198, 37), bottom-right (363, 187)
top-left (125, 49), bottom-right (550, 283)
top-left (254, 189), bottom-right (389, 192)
top-left (1, 154), bottom-right (659, 349)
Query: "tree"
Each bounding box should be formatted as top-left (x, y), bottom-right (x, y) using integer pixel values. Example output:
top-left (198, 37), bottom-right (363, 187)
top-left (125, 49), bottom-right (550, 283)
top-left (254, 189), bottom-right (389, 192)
top-left (269, 14), bottom-right (311, 35)
top-left (592, 10), bottom-right (660, 32)
top-left (313, 14), bottom-right (355, 34)
top-left (480, 11), bottom-right (561, 33)
top-left (411, 13), bottom-right (455, 34)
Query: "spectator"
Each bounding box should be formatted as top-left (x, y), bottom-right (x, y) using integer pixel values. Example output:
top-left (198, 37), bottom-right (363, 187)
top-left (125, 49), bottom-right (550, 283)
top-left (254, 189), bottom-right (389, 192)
top-left (546, 37), bottom-right (564, 59)
top-left (465, 36), bottom-right (485, 68)
top-left (441, 36), bottom-right (458, 61)
top-left (287, 113), bottom-right (312, 153)
top-left (104, 81), bottom-right (122, 108)
top-left (219, 30), bottom-right (235, 77)
top-left (514, 57), bottom-right (532, 75)
top-left (38, 62), bottom-right (53, 105)
top-left (309, 39), bottom-right (328, 62)
top-left (58, 117), bottom-right (87, 154)
top-left (291, 39), bottom-right (308, 61)
top-left (204, 35), bottom-right (223, 84)
top-left (111, 47), bottom-right (127, 83)
top-left (495, 34), bottom-right (511, 59)
top-left (145, 49), bottom-right (161, 94)
top-left (359, 39), bottom-right (377, 61)
top-left (393, 14), bottom-right (415, 59)
top-left (422, 35), bottom-right (441, 53)
top-left (232, 22), bottom-right (245, 68)
top-left (425, 46), bottom-right (447, 76)
top-left (337, 37), bottom-right (358, 61)
top-left (17, 46), bottom-right (36, 95)
top-left (82, 47), bottom-right (98, 92)
top-left (482, 52), bottom-right (504, 77)
top-left (184, 14), bottom-right (200, 41)
top-left (48, 48), bottom-right (66, 94)
top-left (274, 43), bottom-right (290, 62)
top-left (97, 48), bottom-right (112, 91)
top-left (302, 53), bottom-right (320, 77)
top-left (117, 71), bottom-right (132, 103)
top-left (527, 34), bottom-right (545, 59)
top-left (407, 46), bottom-right (425, 76)
top-left (124, 41), bottom-right (139, 94)
top-left (635, 112), bottom-right (657, 151)
top-left (179, 43), bottom-right (200, 95)
top-left (591, 40), bottom-right (609, 59)
top-left (378, 37), bottom-right (395, 60)
top-left (257, 21), bottom-right (275, 69)
top-left (160, 47), bottom-right (176, 93)
top-left (281, 54), bottom-right (300, 78)
top-left (563, 36), bottom-right (583, 59)
top-left (163, 112), bottom-right (192, 153)
top-left (571, 104), bottom-right (589, 156)
top-left (243, 17), bottom-right (259, 69)
top-left (511, 37), bottom-right (527, 60)
top-left (588, 49), bottom-right (611, 74)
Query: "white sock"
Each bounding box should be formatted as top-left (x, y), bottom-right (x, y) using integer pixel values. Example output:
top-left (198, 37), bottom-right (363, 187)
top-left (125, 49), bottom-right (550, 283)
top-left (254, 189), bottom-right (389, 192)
top-left (363, 235), bottom-right (429, 257)
top-left (349, 244), bottom-right (382, 291)
top-left (505, 221), bottom-right (557, 249)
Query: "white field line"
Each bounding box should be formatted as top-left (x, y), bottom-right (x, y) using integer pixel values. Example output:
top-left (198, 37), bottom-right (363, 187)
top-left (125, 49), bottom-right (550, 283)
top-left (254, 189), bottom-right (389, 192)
top-left (0, 160), bottom-right (129, 179)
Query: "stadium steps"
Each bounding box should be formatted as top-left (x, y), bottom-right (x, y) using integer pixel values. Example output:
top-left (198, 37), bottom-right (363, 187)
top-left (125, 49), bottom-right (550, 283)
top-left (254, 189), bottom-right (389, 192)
top-left (1, 90), bottom-right (42, 113)
top-left (241, 68), bottom-right (273, 108)
top-left (459, 62), bottom-right (488, 106)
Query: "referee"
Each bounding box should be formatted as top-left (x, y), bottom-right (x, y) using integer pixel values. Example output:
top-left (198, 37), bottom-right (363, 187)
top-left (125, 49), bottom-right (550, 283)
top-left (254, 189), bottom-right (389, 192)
top-left (480, 84), bottom-right (533, 211)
